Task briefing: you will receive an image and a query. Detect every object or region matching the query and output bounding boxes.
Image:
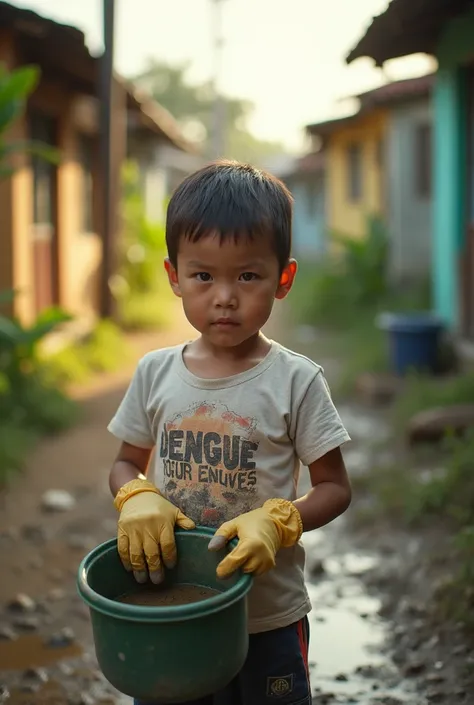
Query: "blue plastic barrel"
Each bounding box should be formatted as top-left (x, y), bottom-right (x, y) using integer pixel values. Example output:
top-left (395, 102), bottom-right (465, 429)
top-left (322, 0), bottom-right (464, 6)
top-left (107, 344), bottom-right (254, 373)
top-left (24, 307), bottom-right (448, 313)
top-left (377, 312), bottom-right (444, 376)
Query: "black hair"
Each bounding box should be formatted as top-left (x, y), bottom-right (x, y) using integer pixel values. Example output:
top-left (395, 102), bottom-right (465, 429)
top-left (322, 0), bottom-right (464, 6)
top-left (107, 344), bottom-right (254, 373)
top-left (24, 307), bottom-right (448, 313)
top-left (166, 160), bottom-right (293, 273)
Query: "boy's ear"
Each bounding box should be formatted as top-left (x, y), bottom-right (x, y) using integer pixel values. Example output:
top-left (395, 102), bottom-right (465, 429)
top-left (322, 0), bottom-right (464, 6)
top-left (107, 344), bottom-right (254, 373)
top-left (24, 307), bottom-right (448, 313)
top-left (275, 259), bottom-right (297, 300)
top-left (164, 258), bottom-right (181, 297)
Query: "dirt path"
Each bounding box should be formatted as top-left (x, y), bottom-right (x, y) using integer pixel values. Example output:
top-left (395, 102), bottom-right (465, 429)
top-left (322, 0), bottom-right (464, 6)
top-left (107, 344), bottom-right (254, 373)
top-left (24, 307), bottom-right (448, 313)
top-left (0, 310), bottom-right (470, 704)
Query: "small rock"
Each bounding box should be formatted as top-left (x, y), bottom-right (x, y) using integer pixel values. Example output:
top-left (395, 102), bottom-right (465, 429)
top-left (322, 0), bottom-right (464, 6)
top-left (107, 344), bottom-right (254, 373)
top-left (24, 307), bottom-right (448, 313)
top-left (307, 557), bottom-right (326, 578)
top-left (404, 659), bottom-right (426, 676)
top-left (407, 404), bottom-right (474, 445)
top-left (59, 662), bottom-right (75, 676)
top-left (13, 615), bottom-right (40, 631)
top-left (75, 694), bottom-right (95, 705)
top-left (41, 489), bottom-right (76, 512)
top-left (334, 673), bottom-right (348, 682)
top-left (47, 626), bottom-right (75, 648)
top-left (23, 667), bottom-right (48, 683)
top-left (0, 625), bottom-right (17, 640)
top-left (426, 690), bottom-right (445, 703)
top-left (426, 673), bottom-right (445, 684)
top-left (48, 588), bottom-right (66, 601)
top-left (7, 592), bottom-right (36, 612)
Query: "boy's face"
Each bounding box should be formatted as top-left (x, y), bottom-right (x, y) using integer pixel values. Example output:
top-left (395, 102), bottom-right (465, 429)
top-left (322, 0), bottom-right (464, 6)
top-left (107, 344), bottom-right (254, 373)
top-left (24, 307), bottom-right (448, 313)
top-left (165, 233), bottom-right (297, 348)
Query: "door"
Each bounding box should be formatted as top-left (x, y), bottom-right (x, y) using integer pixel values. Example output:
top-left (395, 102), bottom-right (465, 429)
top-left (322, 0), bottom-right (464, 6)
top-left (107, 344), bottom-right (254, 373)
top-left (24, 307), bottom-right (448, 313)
top-left (463, 69), bottom-right (474, 340)
top-left (29, 111), bottom-right (58, 314)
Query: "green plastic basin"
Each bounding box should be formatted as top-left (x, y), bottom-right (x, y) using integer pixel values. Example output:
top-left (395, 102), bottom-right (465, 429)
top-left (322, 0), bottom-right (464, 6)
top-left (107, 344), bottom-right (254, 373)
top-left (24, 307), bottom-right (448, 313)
top-left (77, 527), bottom-right (252, 703)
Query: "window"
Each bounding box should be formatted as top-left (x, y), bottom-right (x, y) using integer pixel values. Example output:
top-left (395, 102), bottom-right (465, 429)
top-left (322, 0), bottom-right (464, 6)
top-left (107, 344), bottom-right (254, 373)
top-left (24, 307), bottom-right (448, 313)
top-left (78, 134), bottom-right (94, 232)
top-left (414, 123), bottom-right (431, 198)
top-left (30, 112), bottom-right (57, 226)
top-left (347, 143), bottom-right (362, 201)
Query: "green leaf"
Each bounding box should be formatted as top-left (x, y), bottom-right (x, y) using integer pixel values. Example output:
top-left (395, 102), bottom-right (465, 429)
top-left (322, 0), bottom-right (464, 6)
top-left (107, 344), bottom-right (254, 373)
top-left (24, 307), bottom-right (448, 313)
top-left (0, 139), bottom-right (60, 164)
top-left (0, 99), bottom-right (22, 134)
top-left (0, 66), bottom-right (39, 104)
top-left (0, 315), bottom-right (22, 345)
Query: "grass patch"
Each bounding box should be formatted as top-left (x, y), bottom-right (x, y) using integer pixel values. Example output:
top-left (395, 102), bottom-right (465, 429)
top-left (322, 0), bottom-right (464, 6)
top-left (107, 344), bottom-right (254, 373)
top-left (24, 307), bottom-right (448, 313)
top-left (290, 260), bottom-right (430, 395)
top-left (43, 319), bottom-right (131, 387)
top-left (354, 432), bottom-right (474, 631)
top-left (392, 372), bottom-right (474, 430)
top-left (117, 287), bottom-right (173, 332)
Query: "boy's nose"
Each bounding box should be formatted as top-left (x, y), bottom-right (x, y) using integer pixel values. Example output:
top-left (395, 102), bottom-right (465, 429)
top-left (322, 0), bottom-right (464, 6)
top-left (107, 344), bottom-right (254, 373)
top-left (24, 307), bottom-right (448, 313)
top-left (214, 284), bottom-right (237, 308)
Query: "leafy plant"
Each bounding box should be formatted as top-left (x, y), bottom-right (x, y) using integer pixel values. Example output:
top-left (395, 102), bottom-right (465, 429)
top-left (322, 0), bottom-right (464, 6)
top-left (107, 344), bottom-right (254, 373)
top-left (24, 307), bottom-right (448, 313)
top-left (0, 63), bottom-right (59, 177)
top-left (113, 160), bottom-right (173, 330)
top-left (0, 291), bottom-right (78, 484)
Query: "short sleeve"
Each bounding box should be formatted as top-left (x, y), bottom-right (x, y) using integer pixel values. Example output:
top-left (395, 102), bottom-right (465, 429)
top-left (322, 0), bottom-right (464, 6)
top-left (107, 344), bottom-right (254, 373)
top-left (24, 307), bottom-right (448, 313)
top-left (107, 358), bottom-right (155, 449)
top-left (292, 371), bottom-right (351, 466)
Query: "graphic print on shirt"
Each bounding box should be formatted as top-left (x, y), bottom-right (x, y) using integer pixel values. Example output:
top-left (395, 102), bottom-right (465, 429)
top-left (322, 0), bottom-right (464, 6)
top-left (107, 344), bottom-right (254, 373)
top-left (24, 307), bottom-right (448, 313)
top-left (159, 400), bottom-right (259, 527)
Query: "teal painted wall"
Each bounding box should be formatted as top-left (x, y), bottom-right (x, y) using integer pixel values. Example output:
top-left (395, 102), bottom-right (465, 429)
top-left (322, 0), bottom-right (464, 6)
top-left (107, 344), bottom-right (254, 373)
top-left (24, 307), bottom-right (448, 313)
top-left (432, 10), bottom-right (473, 328)
top-left (433, 69), bottom-right (466, 327)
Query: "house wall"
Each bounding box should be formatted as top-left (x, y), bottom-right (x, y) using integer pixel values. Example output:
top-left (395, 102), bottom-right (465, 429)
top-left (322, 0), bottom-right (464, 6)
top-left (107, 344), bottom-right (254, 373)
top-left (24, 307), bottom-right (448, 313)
top-left (387, 99), bottom-right (432, 281)
top-left (327, 109), bottom-right (387, 238)
top-left (432, 8), bottom-right (474, 329)
top-left (0, 28), bottom-right (104, 326)
top-left (286, 174), bottom-right (326, 258)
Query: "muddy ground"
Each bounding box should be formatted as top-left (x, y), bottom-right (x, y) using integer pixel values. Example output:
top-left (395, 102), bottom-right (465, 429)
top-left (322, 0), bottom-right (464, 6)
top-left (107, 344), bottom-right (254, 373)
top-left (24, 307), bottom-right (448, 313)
top-left (0, 313), bottom-right (472, 704)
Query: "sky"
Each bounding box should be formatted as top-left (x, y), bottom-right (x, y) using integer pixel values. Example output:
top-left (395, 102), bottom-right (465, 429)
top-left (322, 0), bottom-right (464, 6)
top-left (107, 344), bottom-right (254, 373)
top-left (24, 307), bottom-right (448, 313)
top-left (11, 0), bottom-right (435, 150)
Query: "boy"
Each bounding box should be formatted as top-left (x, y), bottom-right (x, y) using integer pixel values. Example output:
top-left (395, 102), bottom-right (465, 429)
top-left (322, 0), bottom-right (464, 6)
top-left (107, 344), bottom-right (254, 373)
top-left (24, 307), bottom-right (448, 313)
top-left (108, 161), bottom-right (351, 705)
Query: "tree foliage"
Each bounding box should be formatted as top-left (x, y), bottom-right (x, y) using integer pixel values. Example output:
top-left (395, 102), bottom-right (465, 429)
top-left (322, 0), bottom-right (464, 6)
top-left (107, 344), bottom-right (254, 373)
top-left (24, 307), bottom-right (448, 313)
top-left (134, 59), bottom-right (286, 165)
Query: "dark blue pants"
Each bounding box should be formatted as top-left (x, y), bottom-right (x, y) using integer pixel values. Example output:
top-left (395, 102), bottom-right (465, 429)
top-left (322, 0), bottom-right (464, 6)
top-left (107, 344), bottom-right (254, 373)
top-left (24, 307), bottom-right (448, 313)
top-left (134, 617), bottom-right (311, 705)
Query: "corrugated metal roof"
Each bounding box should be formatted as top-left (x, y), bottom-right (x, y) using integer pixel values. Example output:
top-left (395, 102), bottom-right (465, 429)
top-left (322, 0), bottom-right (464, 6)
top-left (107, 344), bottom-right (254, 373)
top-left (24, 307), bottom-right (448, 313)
top-left (346, 0), bottom-right (474, 66)
top-left (306, 73), bottom-right (433, 137)
top-left (0, 0), bottom-right (194, 152)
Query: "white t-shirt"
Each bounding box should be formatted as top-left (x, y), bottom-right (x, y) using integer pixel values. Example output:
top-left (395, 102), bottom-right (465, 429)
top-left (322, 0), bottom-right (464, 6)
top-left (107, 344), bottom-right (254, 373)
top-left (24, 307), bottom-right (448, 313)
top-left (108, 340), bottom-right (350, 633)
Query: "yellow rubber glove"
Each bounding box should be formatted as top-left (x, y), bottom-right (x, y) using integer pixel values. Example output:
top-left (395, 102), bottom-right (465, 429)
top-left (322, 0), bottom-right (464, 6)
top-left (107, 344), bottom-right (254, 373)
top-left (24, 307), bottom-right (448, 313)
top-left (114, 478), bottom-right (195, 584)
top-left (208, 499), bottom-right (303, 579)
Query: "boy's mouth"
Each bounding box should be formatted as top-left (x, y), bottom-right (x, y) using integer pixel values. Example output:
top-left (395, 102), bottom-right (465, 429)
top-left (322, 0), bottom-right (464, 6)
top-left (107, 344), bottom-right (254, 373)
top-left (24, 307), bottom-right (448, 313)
top-left (212, 318), bottom-right (239, 326)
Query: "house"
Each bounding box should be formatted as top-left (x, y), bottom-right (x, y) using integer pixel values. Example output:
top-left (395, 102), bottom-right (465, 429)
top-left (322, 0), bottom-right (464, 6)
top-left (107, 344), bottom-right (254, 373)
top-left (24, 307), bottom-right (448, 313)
top-left (0, 1), bottom-right (193, 328)
top-left (346, 0), bottom-right (474, 343)
top-left (272, 151), bottom-right (326, 259)
top-left (306, 75), bottom-right (434, 282)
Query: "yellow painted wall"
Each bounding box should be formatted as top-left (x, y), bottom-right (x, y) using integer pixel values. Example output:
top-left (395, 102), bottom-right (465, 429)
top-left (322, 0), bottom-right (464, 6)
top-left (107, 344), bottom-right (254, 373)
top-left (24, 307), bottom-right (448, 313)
top-left (327, 109), bottom-right (388, 238)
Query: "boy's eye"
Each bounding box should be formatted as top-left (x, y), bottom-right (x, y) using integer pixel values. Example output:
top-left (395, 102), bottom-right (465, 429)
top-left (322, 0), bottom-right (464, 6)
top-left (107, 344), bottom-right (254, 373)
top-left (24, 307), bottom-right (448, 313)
top-left (239, 272), bottom-right (258, 282)
top-left (195, 272), bottom-right (212, 282)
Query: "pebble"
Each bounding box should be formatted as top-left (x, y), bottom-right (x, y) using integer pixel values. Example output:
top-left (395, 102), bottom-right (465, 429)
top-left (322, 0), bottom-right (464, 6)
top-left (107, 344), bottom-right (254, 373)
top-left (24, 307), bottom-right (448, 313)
top-left (0, 625), bottom-right (17, 640)
top-left (48, 587), bottom-right (67, 601)
top-left (74, 693), bottom-right (95, 705)
top-left (23, 667), bottom-right (48, 683)
top-left (13, 615), bottom-right (40, 631)
top-left (47, 626), bottom-right (76, 648)
top-left (41, 489), bottom-right (76, 512)
top-left (307, 557), bottom-right (326, 578)
top-left (403, 659), bottom-right (426, 676)
top-left (7, 592), bottom-right (36, 612)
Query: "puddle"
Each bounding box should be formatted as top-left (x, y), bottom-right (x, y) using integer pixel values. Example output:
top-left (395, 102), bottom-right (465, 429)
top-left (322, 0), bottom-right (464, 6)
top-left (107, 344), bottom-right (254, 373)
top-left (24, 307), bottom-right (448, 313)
top-left (303, 535), bottom-right (421, 703)
top-left (0, 634), bottom-right (82, 670)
